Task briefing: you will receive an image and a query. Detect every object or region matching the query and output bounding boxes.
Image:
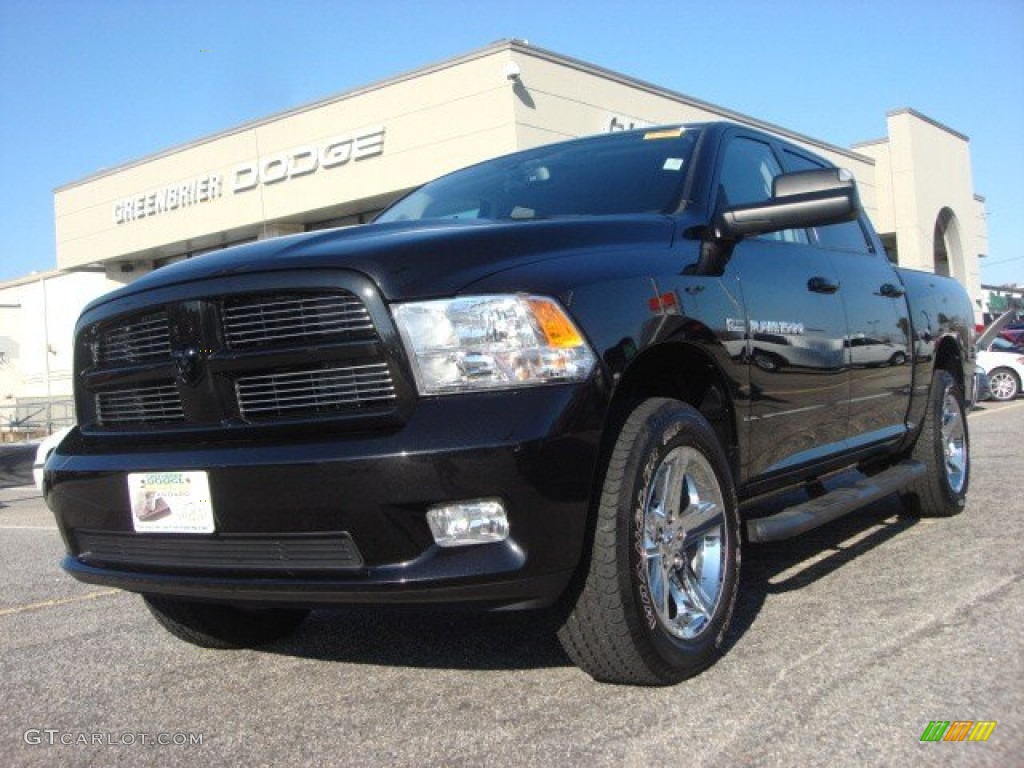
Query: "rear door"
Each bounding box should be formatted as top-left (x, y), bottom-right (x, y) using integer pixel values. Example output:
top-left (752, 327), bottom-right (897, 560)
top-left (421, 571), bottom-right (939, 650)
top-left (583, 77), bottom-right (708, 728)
top-left (780, 148), bottom-right (913, 448)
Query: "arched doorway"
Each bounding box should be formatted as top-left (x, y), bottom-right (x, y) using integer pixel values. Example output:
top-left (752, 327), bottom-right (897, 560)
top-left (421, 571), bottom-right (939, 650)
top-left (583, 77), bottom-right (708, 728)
top-left (933, 207), bottom-right (964, 281)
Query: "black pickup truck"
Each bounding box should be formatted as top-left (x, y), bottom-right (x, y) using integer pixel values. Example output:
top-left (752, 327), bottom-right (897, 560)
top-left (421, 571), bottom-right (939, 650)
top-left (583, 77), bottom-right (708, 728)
top-left (46, 122), bottom-right (975, 685)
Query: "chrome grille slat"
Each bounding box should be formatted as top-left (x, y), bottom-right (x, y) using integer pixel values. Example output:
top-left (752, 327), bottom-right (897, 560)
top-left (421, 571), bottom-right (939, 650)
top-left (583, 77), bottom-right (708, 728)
top-left (239, 388), bottom-right (397, 407)
top-left (95, 384), bottom-right (184, 426)
top-left (102, 342), bottom-right (169, 356)
top-left (236, 363), bottom-right (396, 419)
top-left (223, 294), bottom-right (373, 348)
top-left (227, 314), bottom-right (373, 332)
top-left (100, 393), bottom-right (182, 405)
top-left (237, 362), bottom-right (388, 384)
top-left (98, 312), bottom-right (171, 364)
top-left (226, 303), bottom-right (369, 321)
top-left (241, 381), bottom-right (396, 397)
top-left (228, 304), bottom-right (368, 318)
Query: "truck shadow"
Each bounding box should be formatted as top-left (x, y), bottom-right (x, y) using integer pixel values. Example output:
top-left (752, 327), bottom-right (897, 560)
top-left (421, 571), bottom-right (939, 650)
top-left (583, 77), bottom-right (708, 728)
top-left (724, 489), bottom-right (918, 652)
top-left (267, 489), bottom-right (918, 674)
top-left (268, 604), bottom-right (571, 671)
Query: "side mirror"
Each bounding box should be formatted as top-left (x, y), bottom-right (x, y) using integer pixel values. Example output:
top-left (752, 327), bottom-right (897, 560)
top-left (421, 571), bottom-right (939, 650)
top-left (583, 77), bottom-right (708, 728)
top-left (714, 168), bottom-right (861, 240)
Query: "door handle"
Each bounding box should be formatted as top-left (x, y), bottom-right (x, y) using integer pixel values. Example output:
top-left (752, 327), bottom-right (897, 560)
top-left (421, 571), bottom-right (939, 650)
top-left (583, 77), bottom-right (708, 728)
top-left (807, 276), bottom-right (840, 294)
top-left (878, 283), bottom-right (906, 298)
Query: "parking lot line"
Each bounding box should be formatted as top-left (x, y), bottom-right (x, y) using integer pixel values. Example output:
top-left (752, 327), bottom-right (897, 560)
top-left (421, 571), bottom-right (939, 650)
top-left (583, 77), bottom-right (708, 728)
top-left (971, 399), bottom-right (1024, 417)
top-left (0, 525), bottom-right (59, 531)
top-left (0, 590), bottom-right (118, 618)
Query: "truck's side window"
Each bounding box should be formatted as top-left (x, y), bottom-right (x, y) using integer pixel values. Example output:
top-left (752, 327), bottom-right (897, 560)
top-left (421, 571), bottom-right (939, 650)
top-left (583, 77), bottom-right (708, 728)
top-left (719, 138), bottom-right (807, 244)
top-left (782, 150), bottom-right (872, 253)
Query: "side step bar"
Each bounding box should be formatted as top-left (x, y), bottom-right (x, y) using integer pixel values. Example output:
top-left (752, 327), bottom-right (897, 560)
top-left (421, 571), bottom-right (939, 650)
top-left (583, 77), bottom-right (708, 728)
top-left (746, 460), bottom-right (925, 543)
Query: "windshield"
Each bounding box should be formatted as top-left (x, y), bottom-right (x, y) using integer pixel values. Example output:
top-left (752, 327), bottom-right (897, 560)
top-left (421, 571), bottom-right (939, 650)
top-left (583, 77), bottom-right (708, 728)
top-left (377, 126), bottom-right (701, 223)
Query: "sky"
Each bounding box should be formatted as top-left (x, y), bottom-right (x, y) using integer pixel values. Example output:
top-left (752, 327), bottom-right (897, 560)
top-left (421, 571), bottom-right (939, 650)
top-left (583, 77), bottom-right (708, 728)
top-left (0, 0), bottom-right (1022, 286)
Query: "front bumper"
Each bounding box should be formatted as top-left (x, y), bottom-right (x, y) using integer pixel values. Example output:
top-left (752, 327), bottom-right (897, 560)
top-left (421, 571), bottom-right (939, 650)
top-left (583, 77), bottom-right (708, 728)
top-left (47, 384), bottom-right (604, 610)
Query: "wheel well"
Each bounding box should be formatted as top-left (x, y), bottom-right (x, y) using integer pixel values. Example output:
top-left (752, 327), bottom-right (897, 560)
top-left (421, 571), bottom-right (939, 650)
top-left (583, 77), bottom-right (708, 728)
top-left (601, 343), bottom-right (739, 476)
top-left (990, 367), bottom-right (1021, 386)
top-left (933, 336), bottom-right (965, 395)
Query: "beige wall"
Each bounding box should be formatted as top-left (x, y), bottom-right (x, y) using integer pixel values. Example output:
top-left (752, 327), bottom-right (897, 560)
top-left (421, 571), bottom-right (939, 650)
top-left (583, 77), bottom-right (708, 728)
top-left (855, 139), bottom-right (895, 235)
top-left (883, 110), bottom-right (982, 305)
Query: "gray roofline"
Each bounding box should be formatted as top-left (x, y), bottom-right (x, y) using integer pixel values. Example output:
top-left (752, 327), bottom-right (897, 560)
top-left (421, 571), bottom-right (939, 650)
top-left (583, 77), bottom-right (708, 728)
top-left (0, 268), bottom-right (70, 290)
top-left (850, 137), bottom-right (888, 149)
top-left (887, 108), bottom-right (969, 142)
top-left (981, 284), bottom-right (1024, 294)
top-left (511, 41), bottom-right (873, 165)
top-left (0, 264), bottom-right (107, 291)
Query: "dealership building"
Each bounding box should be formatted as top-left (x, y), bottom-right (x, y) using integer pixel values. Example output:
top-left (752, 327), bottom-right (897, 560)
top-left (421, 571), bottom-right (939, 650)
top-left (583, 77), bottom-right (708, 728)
top-left (0, 39), bottom-right (989, 433)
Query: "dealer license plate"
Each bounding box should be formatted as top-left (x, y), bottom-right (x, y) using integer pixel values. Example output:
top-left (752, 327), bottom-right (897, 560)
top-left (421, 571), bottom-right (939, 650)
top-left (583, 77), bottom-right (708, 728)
top-left (127, 471), bottom-right (215, 533)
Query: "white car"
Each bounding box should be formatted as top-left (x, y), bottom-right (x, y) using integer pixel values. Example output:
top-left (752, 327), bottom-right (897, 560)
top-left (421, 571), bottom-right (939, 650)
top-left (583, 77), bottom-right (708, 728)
top-left (978, 339), bottom-right (1024, 401)
top-left (32, 426), bottom-right (73, 491)
top-left (976, 312), bottom-right (1024, 402)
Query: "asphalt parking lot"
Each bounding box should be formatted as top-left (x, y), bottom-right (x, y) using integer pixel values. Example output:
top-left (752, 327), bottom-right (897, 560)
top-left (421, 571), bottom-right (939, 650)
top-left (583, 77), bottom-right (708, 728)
top-left (2, 401), bottom-right (1021, 767)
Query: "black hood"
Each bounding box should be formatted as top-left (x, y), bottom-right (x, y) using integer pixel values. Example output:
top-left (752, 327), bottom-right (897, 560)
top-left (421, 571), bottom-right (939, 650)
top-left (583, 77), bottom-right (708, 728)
top-left (88, 216), bottom-right (675, 309)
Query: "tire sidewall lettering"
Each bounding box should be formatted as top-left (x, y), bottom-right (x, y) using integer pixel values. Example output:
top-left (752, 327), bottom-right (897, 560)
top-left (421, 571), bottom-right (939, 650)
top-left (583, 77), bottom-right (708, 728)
top-left (634, 447), bottom-right (662, 632)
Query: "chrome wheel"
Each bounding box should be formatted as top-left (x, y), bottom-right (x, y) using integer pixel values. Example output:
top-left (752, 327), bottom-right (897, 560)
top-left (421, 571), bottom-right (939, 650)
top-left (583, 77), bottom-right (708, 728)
top-left (941, 388), bottom-right (967, 493)
top-left (988, 369), bottom-right (1019, 401)
top-left (643, 446), bottom-right (727, 640)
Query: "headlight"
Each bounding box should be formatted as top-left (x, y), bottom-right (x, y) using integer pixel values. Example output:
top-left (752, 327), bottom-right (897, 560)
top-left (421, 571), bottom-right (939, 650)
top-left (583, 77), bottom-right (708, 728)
top-left (392, 295), bottom-right (596, 395)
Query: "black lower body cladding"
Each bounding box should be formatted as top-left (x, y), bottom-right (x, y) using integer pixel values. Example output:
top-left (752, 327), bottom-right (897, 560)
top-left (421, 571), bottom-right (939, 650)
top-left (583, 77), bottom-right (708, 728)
top-left (46, 384), bottom-right (605, 610)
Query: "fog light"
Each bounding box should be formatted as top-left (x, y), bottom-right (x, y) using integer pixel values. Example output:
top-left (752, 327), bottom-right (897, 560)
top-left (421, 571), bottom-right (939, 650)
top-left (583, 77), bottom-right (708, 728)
top-left (427, 499), bottom-right (509, 547)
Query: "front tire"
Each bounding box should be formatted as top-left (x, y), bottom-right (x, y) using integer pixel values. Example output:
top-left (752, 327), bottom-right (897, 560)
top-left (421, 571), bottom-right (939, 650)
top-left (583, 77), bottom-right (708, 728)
top-left (900, 369), bottom-right (969, 517)
top-left (557, 398), bottom-right (741, 685)
top-left (143, 596), bottom-right (309, 649)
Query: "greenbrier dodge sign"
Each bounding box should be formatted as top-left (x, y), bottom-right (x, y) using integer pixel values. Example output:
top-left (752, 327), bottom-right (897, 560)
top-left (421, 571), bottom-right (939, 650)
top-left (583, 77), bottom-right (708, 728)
top-left (112, 126), bottom-right (386, 225)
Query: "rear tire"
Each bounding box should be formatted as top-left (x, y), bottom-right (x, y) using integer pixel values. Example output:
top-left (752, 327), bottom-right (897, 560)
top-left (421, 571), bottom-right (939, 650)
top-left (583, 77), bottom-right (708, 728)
top-left (987, 367), bottom-right (1020, 401)
top-left (557, 398), bottom-right (741, 685)
top-left (143, 596), bottom-right (308, 649)
top-left (900, 370), bottom-right (969, 517)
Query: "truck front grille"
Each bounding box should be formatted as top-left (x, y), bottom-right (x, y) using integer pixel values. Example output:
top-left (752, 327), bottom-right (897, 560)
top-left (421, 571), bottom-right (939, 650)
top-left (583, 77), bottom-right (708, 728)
top-left (76, 277), bottom-right (408, 435)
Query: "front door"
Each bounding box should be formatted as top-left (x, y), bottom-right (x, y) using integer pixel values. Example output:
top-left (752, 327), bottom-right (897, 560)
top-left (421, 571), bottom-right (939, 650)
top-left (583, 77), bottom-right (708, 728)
top-left (714, 133), bottom-right (851, 479)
